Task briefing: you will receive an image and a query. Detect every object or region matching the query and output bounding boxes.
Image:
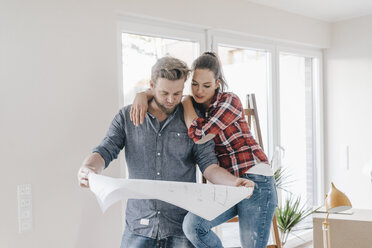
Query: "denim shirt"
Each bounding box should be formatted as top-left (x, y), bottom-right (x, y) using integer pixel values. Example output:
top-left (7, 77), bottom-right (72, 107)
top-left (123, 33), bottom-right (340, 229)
top-left (93, 104), bottom-right (218, 239)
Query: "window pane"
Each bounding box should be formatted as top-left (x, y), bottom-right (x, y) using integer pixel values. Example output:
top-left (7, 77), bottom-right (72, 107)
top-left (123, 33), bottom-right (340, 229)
top-left (279, 53), bottom-right (314, 208)
top-left (122, 33), bottom-right (199, 106)
top-left (218, 46), bottom-right (270, 152)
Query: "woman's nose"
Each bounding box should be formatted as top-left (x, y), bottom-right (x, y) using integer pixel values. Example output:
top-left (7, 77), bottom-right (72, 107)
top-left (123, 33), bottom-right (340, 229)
top-left (197, 86), bottom-right (203, 94)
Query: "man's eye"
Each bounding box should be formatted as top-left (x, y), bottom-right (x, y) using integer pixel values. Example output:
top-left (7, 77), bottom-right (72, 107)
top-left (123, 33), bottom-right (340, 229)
top-left (204, 86), bottom-right (211, 88)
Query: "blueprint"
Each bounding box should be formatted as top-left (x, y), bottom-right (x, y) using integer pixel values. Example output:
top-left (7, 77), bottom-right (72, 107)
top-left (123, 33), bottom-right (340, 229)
top-left (89, 174), bottom-right (253, 221)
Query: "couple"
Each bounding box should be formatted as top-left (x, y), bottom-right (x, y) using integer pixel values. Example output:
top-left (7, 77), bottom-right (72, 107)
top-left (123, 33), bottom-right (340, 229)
top-left (77, 52), bottom-right (277, 248)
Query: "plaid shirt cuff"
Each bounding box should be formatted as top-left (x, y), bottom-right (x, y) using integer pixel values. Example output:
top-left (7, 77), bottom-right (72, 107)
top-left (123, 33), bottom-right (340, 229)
top-left (188, 117), bottom-right (206, 142)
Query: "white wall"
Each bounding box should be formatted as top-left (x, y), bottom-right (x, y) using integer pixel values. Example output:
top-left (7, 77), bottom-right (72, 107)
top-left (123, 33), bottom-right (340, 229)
top-left (324, 15), bottom-right (372, 208)
top-left (0, 0), bottom-right (330, 247)
top-left (119, 0), bottom-right (330, 48)
top-left (0, 1), bottom-right (123, 247)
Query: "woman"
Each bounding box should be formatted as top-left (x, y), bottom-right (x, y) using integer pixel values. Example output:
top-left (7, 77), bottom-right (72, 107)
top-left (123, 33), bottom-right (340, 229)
top-left (131, 52), bottom-right (277, 248)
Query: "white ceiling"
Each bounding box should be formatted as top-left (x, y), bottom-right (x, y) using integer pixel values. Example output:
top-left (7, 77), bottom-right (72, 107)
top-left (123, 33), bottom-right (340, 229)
top-left (243, 0), bottom-right (372, 22)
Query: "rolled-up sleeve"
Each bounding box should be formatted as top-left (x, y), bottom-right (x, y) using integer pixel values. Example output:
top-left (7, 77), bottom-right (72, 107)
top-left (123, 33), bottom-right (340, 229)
top-left (192, 139), bottom-right (218, 173)
top-left (93, 110), bottom-right (126, 168)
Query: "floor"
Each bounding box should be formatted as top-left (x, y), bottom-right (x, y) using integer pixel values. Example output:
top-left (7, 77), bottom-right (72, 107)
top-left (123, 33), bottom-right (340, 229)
top-left (219, 222), bottom-right (314, 248)
top-left (294, 241), bottom-right (312, 248)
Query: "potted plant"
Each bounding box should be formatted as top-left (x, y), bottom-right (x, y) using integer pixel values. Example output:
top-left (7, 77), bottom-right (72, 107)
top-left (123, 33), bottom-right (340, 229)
top-left (275, 194), bottom-right (316, 246)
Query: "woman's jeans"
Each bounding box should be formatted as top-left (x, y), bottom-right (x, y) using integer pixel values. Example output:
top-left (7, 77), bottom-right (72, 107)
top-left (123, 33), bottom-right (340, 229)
top-left (182, 174), bottom-right (278, 248)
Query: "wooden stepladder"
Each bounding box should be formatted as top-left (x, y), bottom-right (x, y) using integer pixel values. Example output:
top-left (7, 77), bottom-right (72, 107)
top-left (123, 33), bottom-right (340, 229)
top-left (226, 94), bottom-right (281, 248)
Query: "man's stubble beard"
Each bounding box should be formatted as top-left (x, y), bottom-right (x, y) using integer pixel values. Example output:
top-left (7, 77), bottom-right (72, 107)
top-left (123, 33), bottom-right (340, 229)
top-left (153, 96), bottom-right (177, 115)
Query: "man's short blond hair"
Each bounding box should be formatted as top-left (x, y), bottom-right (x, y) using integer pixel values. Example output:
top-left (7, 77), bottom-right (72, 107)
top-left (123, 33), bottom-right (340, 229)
top-left (151, 57), bottom-right (190, 83)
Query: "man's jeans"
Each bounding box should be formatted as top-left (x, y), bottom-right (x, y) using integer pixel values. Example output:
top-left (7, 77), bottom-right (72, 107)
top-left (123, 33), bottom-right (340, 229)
top-left (183, 174), bottom-right (278, 248)
top-left (121, 226), bottom-right (194, 248)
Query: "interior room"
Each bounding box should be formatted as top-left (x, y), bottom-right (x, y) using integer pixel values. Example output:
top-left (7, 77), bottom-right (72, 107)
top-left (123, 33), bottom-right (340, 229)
top-left (1, 0), bottom-right (372, 247)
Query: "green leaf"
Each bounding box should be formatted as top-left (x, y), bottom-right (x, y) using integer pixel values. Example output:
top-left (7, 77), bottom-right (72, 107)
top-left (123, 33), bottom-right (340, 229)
top-left (275, 195), bottom-right (318, 245)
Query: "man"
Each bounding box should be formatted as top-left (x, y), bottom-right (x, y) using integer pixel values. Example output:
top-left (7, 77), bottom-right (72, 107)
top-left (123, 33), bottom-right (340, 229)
top-left (77, 57), bottom-right (253, 248)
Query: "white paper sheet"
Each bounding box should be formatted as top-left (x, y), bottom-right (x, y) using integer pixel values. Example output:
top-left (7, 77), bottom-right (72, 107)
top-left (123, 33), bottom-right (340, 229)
top-left (89, 174), bottom-right (253, 221)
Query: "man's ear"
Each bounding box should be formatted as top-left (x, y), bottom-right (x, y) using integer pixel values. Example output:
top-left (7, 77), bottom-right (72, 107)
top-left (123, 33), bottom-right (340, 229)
top-left (150, 80), bottom-right (155, 89)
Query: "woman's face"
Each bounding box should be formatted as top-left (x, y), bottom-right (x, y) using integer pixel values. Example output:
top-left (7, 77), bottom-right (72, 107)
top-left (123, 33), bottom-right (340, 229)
top-left (191, 69), bottom-right (220, 106)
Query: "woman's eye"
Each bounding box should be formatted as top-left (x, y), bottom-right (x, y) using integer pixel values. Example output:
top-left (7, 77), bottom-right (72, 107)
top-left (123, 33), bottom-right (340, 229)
top-left (204, 86), bottom-right (211, 88)
top-left (191, 83), bottom-right (198, 86)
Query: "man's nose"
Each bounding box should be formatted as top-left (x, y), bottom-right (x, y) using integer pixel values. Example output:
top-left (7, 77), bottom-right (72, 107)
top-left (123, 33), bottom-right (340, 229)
top-left (167, 95), bottom-right (174, 103)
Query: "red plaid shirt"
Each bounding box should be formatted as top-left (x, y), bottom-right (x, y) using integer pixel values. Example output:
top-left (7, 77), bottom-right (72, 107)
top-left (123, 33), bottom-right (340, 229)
top-left (188, 91), bottom-right (269, 177)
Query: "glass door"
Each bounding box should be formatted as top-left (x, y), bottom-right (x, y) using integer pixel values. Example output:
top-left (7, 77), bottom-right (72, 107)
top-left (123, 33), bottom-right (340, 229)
top-left (279, 52), bottom-right (319, 206)
top-left (278, 51), bottom-right (321, 236)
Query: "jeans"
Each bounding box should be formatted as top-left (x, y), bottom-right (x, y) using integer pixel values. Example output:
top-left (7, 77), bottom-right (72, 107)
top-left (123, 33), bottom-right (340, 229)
top-left (182, 174), bottom-right (278, 248)
top-left (120, 225), bottom-right (195, 248)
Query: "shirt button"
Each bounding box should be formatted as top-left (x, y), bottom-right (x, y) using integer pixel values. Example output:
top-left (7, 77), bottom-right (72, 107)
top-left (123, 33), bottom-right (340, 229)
top-left (157, 172), bottom-right (160, 175)
top-left (158, 133), bottom-right (161, 137)
top-left (177, 133), bottom-right (180, 136)
top-left (157, 152), bottom-right (161, 156)
top-left (157, 211), bottom-right (161, 215)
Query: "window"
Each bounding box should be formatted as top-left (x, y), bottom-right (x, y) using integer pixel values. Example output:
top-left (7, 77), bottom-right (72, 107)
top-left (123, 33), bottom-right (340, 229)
top-left (118, 17), bottom-right (324, 247)
top-left (117, 16), bottom-right (205, 180)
